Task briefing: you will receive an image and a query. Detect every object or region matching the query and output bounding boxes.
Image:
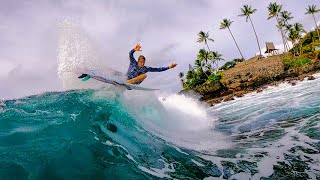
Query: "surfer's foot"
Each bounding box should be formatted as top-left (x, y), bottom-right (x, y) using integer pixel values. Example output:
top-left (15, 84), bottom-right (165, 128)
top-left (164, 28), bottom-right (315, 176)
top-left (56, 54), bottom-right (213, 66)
top-left (78, 74), bottom-right (88, 78)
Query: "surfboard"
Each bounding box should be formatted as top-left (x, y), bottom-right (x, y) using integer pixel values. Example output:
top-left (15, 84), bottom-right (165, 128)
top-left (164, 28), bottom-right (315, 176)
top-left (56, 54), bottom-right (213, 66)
top-left (78, 73), bottom-right (159, 91)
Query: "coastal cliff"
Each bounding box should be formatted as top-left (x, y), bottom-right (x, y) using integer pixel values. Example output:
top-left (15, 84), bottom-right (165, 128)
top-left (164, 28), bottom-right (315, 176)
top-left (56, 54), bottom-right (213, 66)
top-left (186, 53), bottom-right (320, 106)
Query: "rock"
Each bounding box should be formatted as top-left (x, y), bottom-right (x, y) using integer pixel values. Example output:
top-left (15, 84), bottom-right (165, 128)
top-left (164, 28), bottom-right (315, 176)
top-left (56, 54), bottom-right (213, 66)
top-left (298, 76), bottom-right (305, 81)
top-left (235, 93), bottom-right (244, 98)
top-left (195, 80), bottom-right (222, 94)
top-left (207, 98), bottom-right (222, 105)
top-left (228, 82), bottom-right (241, 89)
top-left (307, 75), bottom-right (315, 80)
top-left (256, 88), bottom-right (263, 93)
top-left (223, 95), bottom-right (235, 102)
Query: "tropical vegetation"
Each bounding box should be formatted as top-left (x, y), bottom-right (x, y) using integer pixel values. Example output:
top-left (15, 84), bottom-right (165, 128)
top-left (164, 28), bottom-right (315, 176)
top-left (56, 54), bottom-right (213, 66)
top-left (239, 5), bottom-right (262, 57)
top-left (220, 19), bottom-right (244, 59)
top-left (179, 2), bottom-right (320, 91)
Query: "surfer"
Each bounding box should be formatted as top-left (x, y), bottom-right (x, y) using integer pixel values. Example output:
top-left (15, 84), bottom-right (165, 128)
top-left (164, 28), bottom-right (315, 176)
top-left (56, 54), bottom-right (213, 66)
top-left (126, 44), bottom-right (177, 84)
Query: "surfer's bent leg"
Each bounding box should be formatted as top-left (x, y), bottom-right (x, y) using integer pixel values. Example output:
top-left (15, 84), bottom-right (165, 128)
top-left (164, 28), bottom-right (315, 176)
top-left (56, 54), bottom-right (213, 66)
top-left (127, 74), bottom-right (147, 84)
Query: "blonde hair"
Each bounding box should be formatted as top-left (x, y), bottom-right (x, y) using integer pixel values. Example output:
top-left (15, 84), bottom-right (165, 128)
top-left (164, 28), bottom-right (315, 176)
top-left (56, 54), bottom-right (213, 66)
top-left (138, 55), bottom-right (146, 62)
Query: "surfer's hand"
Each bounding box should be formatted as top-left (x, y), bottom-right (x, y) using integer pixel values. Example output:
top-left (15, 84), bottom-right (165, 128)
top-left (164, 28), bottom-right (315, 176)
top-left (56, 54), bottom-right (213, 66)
top-left (134, 44), bottom-right (142, 51)
top-left (169, 63), bottom-right (177, 69)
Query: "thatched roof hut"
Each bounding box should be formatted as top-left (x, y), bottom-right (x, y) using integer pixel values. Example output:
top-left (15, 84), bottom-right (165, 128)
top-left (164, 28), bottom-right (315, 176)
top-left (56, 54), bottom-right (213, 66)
top-left (265, 42), bottom-right (279, 55)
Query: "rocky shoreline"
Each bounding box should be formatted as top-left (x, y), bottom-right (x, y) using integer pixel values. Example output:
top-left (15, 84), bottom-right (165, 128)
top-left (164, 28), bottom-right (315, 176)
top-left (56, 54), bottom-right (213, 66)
top-left (205, 71), bottom-right (318, 106)
top-left (180, 54), bottom-right (320, 106)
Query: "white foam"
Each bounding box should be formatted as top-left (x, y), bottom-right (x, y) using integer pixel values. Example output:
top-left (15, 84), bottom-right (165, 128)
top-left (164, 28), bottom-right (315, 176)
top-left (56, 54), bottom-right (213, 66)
top-left (138, 159), bottom-right (175, 178)
top-left (57, 19), bottom-right (126, 90)
top-left (191, 159), bottom-right (205, 167)
top-left (120, 92), bottom-right (231, 152)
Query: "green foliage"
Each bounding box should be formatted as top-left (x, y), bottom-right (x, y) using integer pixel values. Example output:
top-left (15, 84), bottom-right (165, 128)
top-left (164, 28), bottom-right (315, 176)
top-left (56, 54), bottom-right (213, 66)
top-left (220, 19), bottom-right (233, 29)
top-left (219, 58), bottom-right (244, 71)
top-left (283, 57), bottom-right (293, 70)
top-left (283, 57), bottom-right (311, 69)
top-left (239, 5), bottom-right (257, 21)
top-left (219, 61), bottom-right (236, 71)
top-left (209, 71), bottom-right (222, 82)
top-left (182, 69), bottom-right (210, 89)
top-left (301, 45), bottom-right (312, 53)
top-left (234, 58), bottom-right (244, 63)
top-left (293, 57), bottom-right (311, 67)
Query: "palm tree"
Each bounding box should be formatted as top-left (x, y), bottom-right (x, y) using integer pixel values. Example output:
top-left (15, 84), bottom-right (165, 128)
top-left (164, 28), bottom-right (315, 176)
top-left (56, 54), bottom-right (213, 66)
top-left (305, 4), bottom-right (320, 42)
top-left (280, 10), bottom-right (294, 50)
top-left (239, 5), bottom-right (262, 58)
top-left (288, 29), bottom-right (298, 56)
top-left (179, 72), bottom-right (187, 88)
top-left (284, 24), bottom-right (294, 50)
top-left (197, 49), bottom-right (213, 77)
top-left (211, 51), bottom-right (224, 72)
top-left (276, 20), bottom-right (289, 52)
top-left (288, 23), bottom-right (306, 55)
top-left (198, 49), bottom-right (213, 66)
top-left (220, 18), bottom-right (244, 59)
top-left (197, 31), bottom-right (214, 51)
top-left (280, 11), bottom-right (293, 25)
top-left (194, 59), bottom-right (202, 69)
top-left (292, 23), bottom-right (306, 54)
top-left (268, 2), bottom-right (287, 52)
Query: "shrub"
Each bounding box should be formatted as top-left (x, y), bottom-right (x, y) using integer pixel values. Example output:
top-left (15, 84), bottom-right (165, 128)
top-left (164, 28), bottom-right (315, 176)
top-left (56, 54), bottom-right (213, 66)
top-left (293, 57), bottom-right (311, 67)
top-left (301, 45), bottom-right (312, 53)
top-left (209, 71), bottom-right (222, 82)
top-left (283, 57), bottom-right (293, 70)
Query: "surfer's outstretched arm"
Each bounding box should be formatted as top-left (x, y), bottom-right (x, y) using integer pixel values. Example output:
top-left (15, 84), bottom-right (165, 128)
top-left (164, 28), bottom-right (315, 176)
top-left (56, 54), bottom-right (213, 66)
top-left (146, 63), bottom-right (177, 72)
top-left (146, 66), bottom-right (170, 72)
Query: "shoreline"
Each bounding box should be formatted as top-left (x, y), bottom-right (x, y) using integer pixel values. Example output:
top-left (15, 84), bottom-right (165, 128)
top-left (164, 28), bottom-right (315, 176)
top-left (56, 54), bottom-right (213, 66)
top-left (180, 54), bottom-right (320, 106)
top-left (205, 69), bottom-right (319, 106)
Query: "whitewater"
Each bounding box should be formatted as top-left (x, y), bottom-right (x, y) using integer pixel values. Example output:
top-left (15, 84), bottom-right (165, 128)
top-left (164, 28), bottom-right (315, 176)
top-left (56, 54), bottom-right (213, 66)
top-left (0, 20), bottom-right (319, 179)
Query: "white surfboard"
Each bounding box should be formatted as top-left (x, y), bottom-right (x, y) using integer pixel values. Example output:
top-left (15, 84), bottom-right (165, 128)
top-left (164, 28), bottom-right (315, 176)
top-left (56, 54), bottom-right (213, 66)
top-left (79, 73), bottom-right (159, 91)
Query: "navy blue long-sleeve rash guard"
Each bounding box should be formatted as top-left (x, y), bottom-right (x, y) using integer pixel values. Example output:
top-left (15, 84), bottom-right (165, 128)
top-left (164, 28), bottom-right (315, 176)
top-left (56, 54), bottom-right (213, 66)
top-left (125, 49), bottom-right (169, 80)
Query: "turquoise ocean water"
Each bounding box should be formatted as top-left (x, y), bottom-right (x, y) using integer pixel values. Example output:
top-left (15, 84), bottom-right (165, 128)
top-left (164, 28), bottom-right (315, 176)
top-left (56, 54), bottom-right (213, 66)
top-left (0, 73), bottom-right (320, 179)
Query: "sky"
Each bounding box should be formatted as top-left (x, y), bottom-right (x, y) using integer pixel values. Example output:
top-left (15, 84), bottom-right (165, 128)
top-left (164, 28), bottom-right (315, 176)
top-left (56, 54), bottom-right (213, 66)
top-left (0, 0), bottom-right (319, 99)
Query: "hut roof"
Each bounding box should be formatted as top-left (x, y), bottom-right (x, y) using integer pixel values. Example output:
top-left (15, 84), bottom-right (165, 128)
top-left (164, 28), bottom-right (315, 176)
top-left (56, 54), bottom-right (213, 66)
top-left (265, 42), bottom-right (278, 53)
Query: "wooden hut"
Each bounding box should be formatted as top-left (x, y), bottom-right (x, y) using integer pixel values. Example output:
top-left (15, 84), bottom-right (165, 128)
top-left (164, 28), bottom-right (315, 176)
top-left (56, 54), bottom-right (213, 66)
top-left (265, 42), bottom-right (279, 56)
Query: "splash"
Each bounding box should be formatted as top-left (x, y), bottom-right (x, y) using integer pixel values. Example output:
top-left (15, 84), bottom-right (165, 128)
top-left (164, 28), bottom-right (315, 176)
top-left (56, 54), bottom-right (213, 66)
top-left (57, 19), bottom-right (126, 90)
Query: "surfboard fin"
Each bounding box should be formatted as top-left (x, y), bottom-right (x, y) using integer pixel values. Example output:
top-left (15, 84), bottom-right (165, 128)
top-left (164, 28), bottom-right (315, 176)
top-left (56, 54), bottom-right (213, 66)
top-left (78, 74), bottom-right (91, 81)
top-left (78, 74), bottom-right (88, 78)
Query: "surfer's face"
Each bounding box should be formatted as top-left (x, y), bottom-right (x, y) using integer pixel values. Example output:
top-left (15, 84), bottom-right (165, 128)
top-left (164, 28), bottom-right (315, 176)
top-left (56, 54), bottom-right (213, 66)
top-left (138, 57), bottom-right (145, 68)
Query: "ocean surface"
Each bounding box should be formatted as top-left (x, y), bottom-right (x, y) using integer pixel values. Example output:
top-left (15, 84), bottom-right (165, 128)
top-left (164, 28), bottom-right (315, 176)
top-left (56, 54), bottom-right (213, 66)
top-left (1, 73), bottom-right (320, 179)
top-left (1, 20), bottom-right (319, 179)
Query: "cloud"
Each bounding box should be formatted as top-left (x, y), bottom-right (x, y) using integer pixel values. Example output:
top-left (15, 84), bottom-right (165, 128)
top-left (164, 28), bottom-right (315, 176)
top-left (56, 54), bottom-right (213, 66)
top-left (0, 0), bottom-right (318, 99)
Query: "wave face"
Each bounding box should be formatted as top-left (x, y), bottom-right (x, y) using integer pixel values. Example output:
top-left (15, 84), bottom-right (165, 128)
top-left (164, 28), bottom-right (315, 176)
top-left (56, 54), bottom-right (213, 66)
top-left (1, 74), bottom-right (320, 179)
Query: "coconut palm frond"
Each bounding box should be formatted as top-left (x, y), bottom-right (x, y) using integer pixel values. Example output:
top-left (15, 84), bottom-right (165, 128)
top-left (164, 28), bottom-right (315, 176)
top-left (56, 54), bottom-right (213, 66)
top-left (305, 4), bottom-right (320, 14)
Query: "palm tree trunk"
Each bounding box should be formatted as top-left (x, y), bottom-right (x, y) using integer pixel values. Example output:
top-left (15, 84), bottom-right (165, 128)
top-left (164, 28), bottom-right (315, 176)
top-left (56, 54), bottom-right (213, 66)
top-left (202, 61), bottom-right (210, 78)
top-left (249, 16), bottom-right (262, 57)
top-left (285, 38), bottom-right (291, 50)
top-left (276, 16), bottom-right (287, 53)
top-left (299, 38), bottom-right (302, 55)
top-left (283, 35), bottom-right (290, 51)
top-left (205, 42), bottom-right (211, 52)
top-left (312, 14), bottom-right (320, 42)
top-left (283, 22), bottom-right (291, 51)
top-left (227, 27), bottom-right (244, 59)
